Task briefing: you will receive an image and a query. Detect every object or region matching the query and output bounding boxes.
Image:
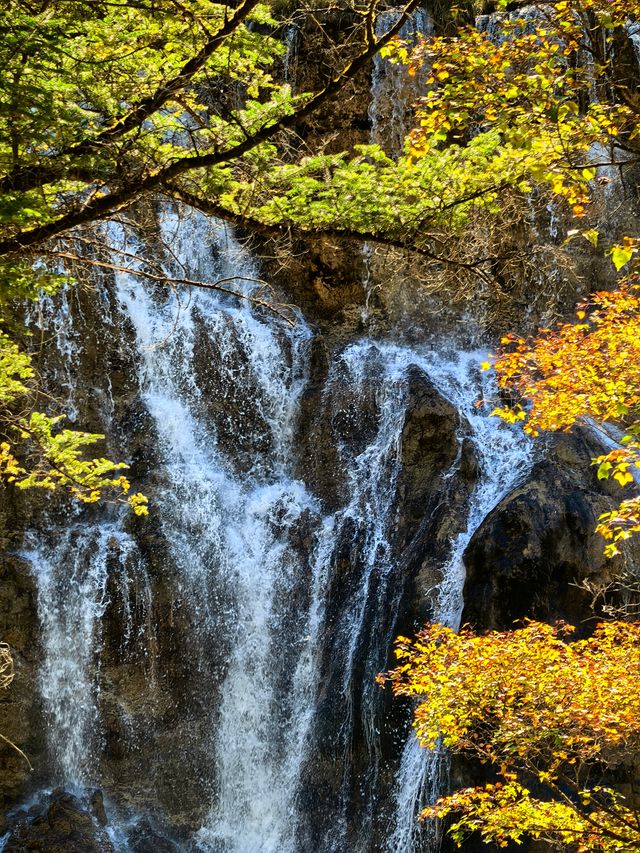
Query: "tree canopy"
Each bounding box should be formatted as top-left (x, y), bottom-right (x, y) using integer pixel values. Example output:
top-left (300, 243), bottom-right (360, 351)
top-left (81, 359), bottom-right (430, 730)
top-left (4, 0), bottom-right (640, 270)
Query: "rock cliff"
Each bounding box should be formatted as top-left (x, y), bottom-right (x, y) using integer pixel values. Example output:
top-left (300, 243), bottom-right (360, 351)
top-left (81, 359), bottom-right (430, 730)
top-left (0, 3), bottom-right (639, 853)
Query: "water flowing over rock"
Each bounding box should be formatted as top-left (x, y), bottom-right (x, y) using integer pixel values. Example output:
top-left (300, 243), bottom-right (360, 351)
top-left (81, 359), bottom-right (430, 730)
top-left (4, 789), bottom-right (115, 852)
top-left (0, 203), bottom-right (544, 852)
top-left (3, 7), bottom-right (639, 853)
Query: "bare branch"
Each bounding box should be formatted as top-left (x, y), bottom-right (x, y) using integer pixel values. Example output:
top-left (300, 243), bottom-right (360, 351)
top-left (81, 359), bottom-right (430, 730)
top-left (42, 249), bottom-right (297, 325)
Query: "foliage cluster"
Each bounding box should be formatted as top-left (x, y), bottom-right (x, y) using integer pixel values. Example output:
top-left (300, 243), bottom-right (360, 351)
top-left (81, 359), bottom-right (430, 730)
top-left (490, 281), bottom-right (640, 554)
top-left (382, 621), bottom-right (640, 851)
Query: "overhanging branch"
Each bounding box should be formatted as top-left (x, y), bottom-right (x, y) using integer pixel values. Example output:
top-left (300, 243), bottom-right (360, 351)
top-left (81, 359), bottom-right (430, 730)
top-left (161, 183), bottom-right (498, 281)
top-left (0, 0), bottom-right (262, 194)
top-left (0, 0), bottom-right (423, 256)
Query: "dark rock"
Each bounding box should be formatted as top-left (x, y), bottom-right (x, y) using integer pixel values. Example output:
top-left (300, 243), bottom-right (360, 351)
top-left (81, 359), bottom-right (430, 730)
top-left (294, 342), bottom-right (381, 509)
top-left (128, 817), bottom-right (180, 852)
top-left (462, 427), bottom-right (638, 630)
top-left (0, 555), bottom-right (47, 810)
top-left (190, 307), bottom-right (275, 472)
top-left (395, 365), bottom-right (461, 545)
top-left (88, 790), bottom-right (108, 827)
top-left (4, 789), bottom-right (114, 852)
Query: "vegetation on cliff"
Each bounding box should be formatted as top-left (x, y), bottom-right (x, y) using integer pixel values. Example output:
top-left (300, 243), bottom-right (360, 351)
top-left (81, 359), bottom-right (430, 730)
top-left (2, 1), bottom-right (640, 847)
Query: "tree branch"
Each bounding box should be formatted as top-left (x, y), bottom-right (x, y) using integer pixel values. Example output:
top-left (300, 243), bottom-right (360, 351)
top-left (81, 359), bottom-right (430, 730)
top-left (0, 0), bottom-right (424, 257)
top-left (160, 182), bottom-right (498, 280)
top-left (0, 0), bottom-right (262, 193)
top-left (42, 249), bottom-right (297, 324)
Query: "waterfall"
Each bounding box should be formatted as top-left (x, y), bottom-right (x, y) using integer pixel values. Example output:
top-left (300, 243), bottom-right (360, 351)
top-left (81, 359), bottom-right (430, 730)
top-left (308, 343), bottom-right (437, 851)
top-left (283, 24), bottom-right (300, 87)
top-left (17, 201), bottom-right (534, 852)
top-left (369, 9), bottom-right (432, 155)
top-left (23, 525), bottom-right (143, 786)
top-left (386, 351), bottom-right (532, 853)
top-left (26, 284), bottom-right (81, 423)
top-left (110, 209), bottom-right (324, 852)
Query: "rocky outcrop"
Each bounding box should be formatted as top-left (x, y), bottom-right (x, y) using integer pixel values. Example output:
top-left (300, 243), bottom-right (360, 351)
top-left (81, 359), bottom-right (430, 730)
top-left (0, 554), bottom-right (47, 810)
top-left (442, 431), bottom-right (638, 853)
top-left (396, 366), bottom-right (463, 540)
top-left (295, 361), bottom-right (478, 852)
top-left (462, 427), bottom-right (640, 630)
top-left (2, 788), bottom-right (179, 852)
top-left (4, 789), bottom-right (114, 852)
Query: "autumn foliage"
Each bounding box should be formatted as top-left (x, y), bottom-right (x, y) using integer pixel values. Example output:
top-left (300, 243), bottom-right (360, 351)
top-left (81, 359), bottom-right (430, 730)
top-left (490, 280), bottom-right (640, 555)
top-left (385, 0), bottom-right (640, 219)
top-left (381, 621), bottom-right (640, 851)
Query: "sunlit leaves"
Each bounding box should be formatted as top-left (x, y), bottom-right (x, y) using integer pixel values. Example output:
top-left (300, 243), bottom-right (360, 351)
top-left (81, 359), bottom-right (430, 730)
top-left (490, 281), bottom-right (640, 553)
top-left (610, 238), bottom-right (638, 272)
top-left (0, 0), bottom-right (284, 186)
top-left (384, 0), bottom-right (640, 219)
top-left (0, 331), bottom-right (34, 405)
top-left (381, 620), bottom-right (640, 851)
top-left (0, 307), bottom-right (147, 514)
top-left (492, 283), bottom-right (640, 434)
top-left (11, 412), bottom-right (147, 514)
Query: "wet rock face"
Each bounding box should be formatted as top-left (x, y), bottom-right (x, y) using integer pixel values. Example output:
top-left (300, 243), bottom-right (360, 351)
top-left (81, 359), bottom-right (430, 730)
top-left (294, 341), bottom-right (382, 510)
top-left (396, 365), bottom-right (461, 545)
top-left (3, 788), bottom-right (179, 852)
top-left (127, 817), bottom-right (181, 852)
top-left (190, 307), bottom-right (276, 472)
top-left (294, 361), bottom-right (477, 852)
top-left (462, 428), bottom-right (638, 630)
top-left (296, 347), bottom-right (466, 517)
top-left (0, 555), bottom-right (47, 810)
top-left (4, 789), bottom-right (114, 852)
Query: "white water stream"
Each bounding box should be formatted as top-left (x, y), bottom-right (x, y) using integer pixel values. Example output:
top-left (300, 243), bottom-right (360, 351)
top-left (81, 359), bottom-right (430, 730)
top-left (386, 351), bottom-right (532, 853)
top-left (24, 526), bottom-right (141, 786)
top-left (20, 205), bottom-right (533, 852)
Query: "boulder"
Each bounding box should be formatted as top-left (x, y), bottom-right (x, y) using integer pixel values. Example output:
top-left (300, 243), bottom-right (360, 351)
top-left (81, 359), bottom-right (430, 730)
top-left (4, 789), bottom-right (114, 852)
top-left (462, 428), bottom-right (639, 630)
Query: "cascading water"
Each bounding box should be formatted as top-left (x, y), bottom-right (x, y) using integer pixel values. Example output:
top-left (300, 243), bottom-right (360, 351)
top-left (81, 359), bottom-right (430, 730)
top-left (108, 209), bottom-right (327, 852)
top-left (369, 9), bottom-right (432, 153)
top-left (26, 284), bottom-right (81, 424)
top-left (14, 196), bottom-right (537, 852)
top-left (20, 207), bottom-right (323, 850)
top-left (386, 351), bottom-right (532, 853)
top-left (24, 526), bottom-right (142, 787)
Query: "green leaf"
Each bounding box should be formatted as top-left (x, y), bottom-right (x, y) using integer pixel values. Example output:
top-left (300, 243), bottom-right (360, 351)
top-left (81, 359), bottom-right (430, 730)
top-left (611, 245), bottom-right (634, 271)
